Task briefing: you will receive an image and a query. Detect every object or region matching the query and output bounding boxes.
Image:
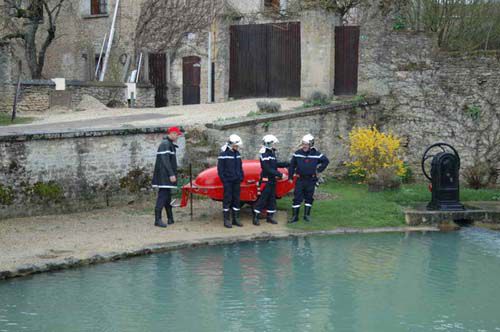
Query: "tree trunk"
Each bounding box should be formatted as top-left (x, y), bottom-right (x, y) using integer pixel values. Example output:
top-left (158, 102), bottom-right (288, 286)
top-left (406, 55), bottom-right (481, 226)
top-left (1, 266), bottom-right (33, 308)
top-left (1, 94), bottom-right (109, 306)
top-left (24, 21), bottom-right (41, 79)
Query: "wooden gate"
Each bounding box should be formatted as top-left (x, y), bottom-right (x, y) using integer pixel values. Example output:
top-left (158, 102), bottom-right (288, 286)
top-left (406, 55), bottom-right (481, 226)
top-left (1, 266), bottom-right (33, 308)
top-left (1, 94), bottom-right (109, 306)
top-left (182, 56), bottom-right (201, 105)
top-left (148, 53), bottom-right (168, 107)
top-left (229, 22), bottom-right (300, 99)
top-left (334, 26), bottom-right (360, 96)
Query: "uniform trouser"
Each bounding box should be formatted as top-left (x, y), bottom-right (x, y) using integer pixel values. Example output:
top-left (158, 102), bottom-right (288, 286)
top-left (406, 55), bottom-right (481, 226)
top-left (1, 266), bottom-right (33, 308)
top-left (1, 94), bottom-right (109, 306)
top-left (292, 178), bottom-right (316, 208)
top-left (155, 188), bottom-right (172, 211)
top-left (254, 182), bottom-right (277, 214)
top-left (223, 180), bottom-right (241, 212)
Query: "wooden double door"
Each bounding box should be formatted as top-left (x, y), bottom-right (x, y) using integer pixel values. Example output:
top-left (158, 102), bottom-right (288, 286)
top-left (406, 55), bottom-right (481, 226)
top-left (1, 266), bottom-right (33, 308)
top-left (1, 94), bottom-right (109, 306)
top-left (229, 22), bottom-right (301, 99)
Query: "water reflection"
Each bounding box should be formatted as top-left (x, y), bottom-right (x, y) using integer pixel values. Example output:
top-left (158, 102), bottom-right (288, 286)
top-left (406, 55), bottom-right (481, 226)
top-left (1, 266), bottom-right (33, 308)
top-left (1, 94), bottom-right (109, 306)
top-left (1, 230), bottom-right (500, 332)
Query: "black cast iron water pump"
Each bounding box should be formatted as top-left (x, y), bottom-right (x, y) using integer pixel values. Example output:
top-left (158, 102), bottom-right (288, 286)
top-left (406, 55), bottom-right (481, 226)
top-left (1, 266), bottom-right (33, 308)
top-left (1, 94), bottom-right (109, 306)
top-left (422, 143), bottom-right (465, 211)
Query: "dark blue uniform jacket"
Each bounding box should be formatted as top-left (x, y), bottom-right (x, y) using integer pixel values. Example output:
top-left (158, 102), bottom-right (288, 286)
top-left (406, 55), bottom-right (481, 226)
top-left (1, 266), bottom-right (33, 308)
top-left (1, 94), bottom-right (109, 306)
top-left (259, 148), bottom-right (289, 183)
top-left (289, 148), bottom-right (329, 178)
top-left (217, 147), bottom-right (244, 183)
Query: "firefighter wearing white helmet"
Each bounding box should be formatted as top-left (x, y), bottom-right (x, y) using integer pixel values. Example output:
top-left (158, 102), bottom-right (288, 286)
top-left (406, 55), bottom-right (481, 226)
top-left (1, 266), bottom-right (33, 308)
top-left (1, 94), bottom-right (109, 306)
top-left (217, 134), bottom-right (244, 228)
top-left (253, 134), bottom-right (289, 226)
top-left (288, 134), bottom-right (329, 223)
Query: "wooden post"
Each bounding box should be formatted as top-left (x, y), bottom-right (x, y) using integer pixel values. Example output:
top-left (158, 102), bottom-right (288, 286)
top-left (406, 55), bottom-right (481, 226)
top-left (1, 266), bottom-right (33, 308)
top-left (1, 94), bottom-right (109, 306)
top-left (11, 61), bottom-right (22, 122)
top-left (189, 163), bottom-right (193, 221)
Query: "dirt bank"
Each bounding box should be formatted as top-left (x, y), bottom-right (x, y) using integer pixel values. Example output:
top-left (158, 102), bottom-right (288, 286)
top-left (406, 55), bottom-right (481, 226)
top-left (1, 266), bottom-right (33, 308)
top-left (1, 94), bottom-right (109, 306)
top-left (0, 199), bottom-right (438, 280)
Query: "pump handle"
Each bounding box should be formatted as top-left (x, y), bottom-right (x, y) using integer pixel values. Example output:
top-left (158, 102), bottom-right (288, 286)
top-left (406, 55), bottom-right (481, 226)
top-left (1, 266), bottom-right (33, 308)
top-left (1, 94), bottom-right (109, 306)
top-left (421, 143), bottom-right (460, 181)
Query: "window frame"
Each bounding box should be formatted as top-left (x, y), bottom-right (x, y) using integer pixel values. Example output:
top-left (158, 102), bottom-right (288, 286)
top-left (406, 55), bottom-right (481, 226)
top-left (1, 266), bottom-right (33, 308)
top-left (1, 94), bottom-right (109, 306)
top-left (90, 0), bottom-right (107, 16)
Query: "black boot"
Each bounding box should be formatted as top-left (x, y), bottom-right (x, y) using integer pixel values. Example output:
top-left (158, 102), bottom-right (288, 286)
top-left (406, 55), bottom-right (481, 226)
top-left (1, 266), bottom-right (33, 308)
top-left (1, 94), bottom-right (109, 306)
top-left (304, 206), bottom-right (312, 222)
top-left (154, 209), bottom-right (167, 228)
top-left (166, 206), bottom-right (175, 225)
top-left (266, 212), bottom-right (278, 224)
top-left (232, 210), bottom-right (243, 227)
top-left (224, 210), bottom-right (232, 228)
top-left (288, 207), bottom-right (300, 224)
top-left (253, 211), bottom-right (260, 226)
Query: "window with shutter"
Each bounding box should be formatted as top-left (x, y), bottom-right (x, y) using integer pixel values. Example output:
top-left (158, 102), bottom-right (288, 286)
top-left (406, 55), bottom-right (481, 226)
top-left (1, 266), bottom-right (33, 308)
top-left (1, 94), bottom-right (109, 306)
top-left (90, 0), bottom-right (107, 15)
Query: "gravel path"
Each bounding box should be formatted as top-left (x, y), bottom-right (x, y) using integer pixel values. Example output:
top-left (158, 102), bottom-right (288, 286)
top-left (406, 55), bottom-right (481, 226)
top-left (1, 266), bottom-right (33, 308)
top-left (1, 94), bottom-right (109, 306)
top-left (0, 197), bottom-right (439, 280)
top-left (0, 199), bottom-right (290, 274)
top-left (2, 98), bottom-right (302, 135)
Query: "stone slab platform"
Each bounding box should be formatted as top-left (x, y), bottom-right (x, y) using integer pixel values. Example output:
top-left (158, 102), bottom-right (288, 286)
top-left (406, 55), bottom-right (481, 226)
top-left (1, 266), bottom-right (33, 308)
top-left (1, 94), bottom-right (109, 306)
top-left (405, 202), bottom-right (500, 226)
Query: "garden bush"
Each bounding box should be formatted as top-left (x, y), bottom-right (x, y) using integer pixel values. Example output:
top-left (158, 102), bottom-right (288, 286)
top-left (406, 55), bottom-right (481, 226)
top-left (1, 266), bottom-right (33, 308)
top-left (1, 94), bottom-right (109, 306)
top-left (346, 126), bottom-right (406, 189)
top-left (463, 162), bottom-right (494, 189)
top-left (256, 101), bottom-right (281, 113)
top-left (304, 91), bottom-right (330, 107)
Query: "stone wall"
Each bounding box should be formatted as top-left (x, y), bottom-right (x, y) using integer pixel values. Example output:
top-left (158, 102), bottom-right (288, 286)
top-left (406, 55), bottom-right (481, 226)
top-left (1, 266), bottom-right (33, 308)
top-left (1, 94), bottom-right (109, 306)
top-left (356, 5), bottom-right (500, 179)
top-left (204, 97), bottom-right (381, 176)
top-left (0, 42), bottom-right (13, 114)
top-left (0, 128), bottom-right (186, 219)
top-left (0, 80), bottom-right (155, 113)
top-left (0, 99), bottom-right (377, 219)
top-left (0, 42), bottom-right (11, 83)
top-left (300, 10), bottom-right (338, 98)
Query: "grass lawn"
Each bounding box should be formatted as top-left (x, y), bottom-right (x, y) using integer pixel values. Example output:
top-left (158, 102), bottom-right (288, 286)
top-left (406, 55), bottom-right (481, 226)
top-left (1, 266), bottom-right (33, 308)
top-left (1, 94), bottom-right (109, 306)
top-left (278, 180), bottom-right (500, 231)
top-left (0, 113), bottom-right (34, 126)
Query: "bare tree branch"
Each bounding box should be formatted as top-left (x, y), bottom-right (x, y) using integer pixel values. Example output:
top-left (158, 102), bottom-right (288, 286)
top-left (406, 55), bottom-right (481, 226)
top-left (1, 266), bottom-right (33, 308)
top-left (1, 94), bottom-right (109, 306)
top-left (135, 0), bottom-right (225, 53)
top-left (1, 0), bottom-right (68, 79)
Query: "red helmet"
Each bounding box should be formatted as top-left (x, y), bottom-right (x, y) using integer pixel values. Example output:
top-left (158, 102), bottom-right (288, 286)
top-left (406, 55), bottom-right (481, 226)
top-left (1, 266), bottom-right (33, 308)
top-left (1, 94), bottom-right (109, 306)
top-left (166, 126), bottom-right (183, 136)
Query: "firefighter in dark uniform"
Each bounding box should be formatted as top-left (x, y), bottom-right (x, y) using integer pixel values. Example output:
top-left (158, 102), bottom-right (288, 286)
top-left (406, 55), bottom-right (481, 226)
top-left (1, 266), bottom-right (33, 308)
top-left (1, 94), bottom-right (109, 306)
top-left (288, 134), bottom-right (329, 223)
top-left (253, 135), bottom-right (289, 226)
top-left (152, 126), bottom-right (182, 228)
top-left (217, 134), bottom-right (244, 229)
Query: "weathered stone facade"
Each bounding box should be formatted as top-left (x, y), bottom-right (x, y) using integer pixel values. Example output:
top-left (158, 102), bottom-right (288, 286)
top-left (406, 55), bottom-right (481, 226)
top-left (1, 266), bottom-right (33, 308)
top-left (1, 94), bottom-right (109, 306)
top-left (300, 10), bottom-right (338, 98)
top-left (0, 99), bottom-right (375, 219)
top-left (204, 98), bottom-right (380, 176)
top-left (0, 42), bottom-right (14, 114)
top-left (0, 41), bottom-right (11, 82)
top-left (356, 5), bottom-right (500, 178)
top-left (0, 80), bottom-right (155, 113)
top-left (2, 0), bottom-right (340, 106)
top-left (0, 128), bottom-right (186, 219)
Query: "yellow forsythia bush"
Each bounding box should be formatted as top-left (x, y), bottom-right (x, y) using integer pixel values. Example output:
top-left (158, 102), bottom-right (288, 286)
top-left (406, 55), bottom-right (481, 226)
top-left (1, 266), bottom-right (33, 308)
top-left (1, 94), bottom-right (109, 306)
top-left (346, 126), bottom-right (406, 179)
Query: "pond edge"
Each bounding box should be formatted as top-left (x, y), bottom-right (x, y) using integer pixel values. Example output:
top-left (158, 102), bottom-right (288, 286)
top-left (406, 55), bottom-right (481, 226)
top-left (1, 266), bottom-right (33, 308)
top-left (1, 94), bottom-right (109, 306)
top-left (0, 226), bottom-right (438, 281)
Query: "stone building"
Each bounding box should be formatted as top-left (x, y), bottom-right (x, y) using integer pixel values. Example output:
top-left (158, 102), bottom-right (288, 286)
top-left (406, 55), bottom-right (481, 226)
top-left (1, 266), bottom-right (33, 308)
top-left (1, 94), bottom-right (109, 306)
top-left (1, 0), bottom-right (340, 107)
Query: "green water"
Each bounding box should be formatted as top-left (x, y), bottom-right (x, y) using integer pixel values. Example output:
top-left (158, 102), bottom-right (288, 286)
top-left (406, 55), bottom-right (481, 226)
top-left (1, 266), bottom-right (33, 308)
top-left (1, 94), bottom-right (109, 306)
top-left (1, 229), bottom-right (500, 332)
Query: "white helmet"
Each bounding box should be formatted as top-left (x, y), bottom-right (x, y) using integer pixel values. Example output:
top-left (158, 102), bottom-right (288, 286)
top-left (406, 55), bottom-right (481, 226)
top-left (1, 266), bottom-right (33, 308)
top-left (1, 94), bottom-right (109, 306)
top-left (262, 134), bottom-right (279, 148)
top-left (228, 134), bottom-right (243, 147)
top-left (301, 134), bottom-right (315, 146)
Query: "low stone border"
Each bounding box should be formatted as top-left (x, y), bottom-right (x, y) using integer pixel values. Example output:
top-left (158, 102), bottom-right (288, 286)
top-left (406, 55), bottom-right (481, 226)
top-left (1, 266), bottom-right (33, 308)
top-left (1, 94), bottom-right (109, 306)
top-left (0, 126), bottom-right (168, 142)
top-left (405, 202), bottom-right (500, 226)
top-left (206, 96), bottom-right (380, 130)
top-left (0, 226), bottom-right (437, 281)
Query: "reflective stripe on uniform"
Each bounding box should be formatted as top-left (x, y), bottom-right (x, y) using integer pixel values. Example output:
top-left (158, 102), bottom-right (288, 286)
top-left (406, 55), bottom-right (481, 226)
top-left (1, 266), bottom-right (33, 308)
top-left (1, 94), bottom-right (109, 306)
top-left (223, 208), bottom-right (229, 212)
top-left (152, 185), bottom-right (177, 189)
top-left (305, 203), bottom-right (312, 207)
top-left (260, 156), bottom-right (276, 161)
top-left (157, 150), bottom-right (176, 155)
top-left (293, 154), bottom-right (323, 159)
top-left (254, 209), bottom-right (260, 214)
top-left (292, 204), bottom-right (301, 208)
top-left (218, 155), bottom-right (242, 159)
top-left (232, 207), bottom-right (240, 211)
top-left (267, 210), bottom-right (276, 213)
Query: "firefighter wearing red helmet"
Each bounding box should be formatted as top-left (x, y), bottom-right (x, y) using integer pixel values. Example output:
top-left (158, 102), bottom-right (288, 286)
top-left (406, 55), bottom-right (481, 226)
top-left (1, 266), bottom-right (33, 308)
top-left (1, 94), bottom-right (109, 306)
top-left (152, 126), bottom-right (183, 228)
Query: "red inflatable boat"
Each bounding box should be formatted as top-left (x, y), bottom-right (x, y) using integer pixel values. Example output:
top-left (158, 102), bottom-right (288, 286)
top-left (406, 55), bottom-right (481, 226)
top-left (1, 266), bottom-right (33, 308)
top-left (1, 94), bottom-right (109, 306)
top-left (180, 160), bottom-right (296, 207)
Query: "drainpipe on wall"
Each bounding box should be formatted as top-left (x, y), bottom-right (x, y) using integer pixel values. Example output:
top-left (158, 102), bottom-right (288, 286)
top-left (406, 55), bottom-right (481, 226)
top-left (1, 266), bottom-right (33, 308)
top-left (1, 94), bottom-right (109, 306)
top-left (95, 32), bottom-right (107, 80)
top-left (99, 0), bottom-right (120, 82)
top-left (207, 30), bottom-right (212, 103)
